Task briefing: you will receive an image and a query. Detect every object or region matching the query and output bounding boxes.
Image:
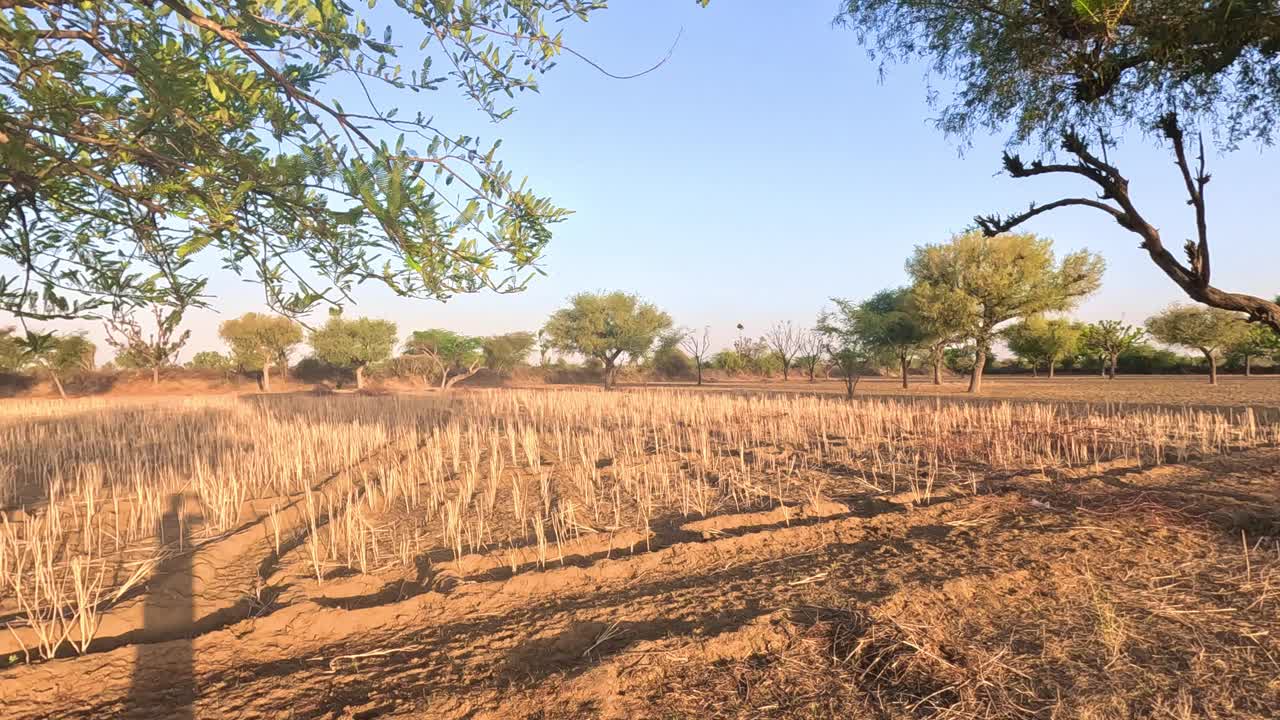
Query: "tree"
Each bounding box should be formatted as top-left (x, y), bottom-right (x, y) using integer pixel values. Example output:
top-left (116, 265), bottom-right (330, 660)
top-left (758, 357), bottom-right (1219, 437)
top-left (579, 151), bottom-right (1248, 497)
top-left (835, 3), bottom-right (1280, 331)
top-left (1079, 321), bottom-right (1145, 379)
top-left (534, 329), bottom-right (554, 368)
top-left (102, 304), bottom-right (191, 386)
top-left (542, 292), bottom-right (672, 390)
top-left (218, 313), bottom-right (302, 392)
top-left (1002, 317), bottom-right (1083, 378)
top-left (679, 326), bottom-right (713, 386)
top-left (907, 286), bottom-right (966, 386)
top-left (404, 329), bottom-right (483, 391)
top-left (0, 326), bottom-right (22, 372)
top-left (848, 288), bottom-right (927, 388)
top-left (15, 331), bottom-right (95, 399)
top-left (187, 351), bottom-right (233, 373)
top-left (816, 306), bottom-right (879, 400)
top-left (1229, 326), bottom-right (1280, 376)
top-left (835, 2), bottom-right (1280, 146)
top-left (763, 321), bottom-right (804, 381)
top-left (1145, 306), bottom-right (1248, 384)
top-left (907, 232), bottom-right (1104, 393)
top-left (796, 329), bottom-right (825, 382)
top-left (309, 316), bottom-right (398, 390)
top-left (0, 1), bottom-right (617, 323)
top-left (481, 332), bottom-right (537, 375)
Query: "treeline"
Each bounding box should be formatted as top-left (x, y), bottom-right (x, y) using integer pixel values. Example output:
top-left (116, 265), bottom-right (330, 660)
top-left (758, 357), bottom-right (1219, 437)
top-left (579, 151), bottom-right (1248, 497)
top-left (5, 233), bottom-right (1278, 397)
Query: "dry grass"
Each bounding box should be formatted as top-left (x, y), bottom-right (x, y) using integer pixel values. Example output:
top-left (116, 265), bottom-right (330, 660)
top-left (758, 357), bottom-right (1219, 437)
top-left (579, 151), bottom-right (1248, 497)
top-left (1, 389), bottom-right (1275, 664)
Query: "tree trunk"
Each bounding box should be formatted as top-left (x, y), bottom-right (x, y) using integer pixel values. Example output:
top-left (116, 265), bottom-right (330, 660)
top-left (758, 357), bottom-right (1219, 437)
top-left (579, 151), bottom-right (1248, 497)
top-left (1245, 355), bottom-right (1253, 377)
top-left (152, 365), bottom-right (160, 386)
top-left (900, 355), bottom-right (910, 389)
top-left (1204, 349), bottom-right (1218, 385)
top-left (781, 362), bottom-right (790, 381)
top-left (932, 354), bottom-right (943, 385)
top-left (1031, 365), bottom-right (1038, 378)
top-left (50, 372), bottom-right (67, 400)
top-left (1100, 356), bottom-right (1108, 377)
top-left (695, 359), bottom-right (703, 386)
top-left (262, 362), bottom-right (272, 393)
top-left (968, 346), bottom-right (986, 394)
top-left (603, 361), bottom-right (617, 390)
top-left (844, 372), bottom-right (859, 400)
top-left (1108, 353), bottom-right (1118, 379)
top-left (354, 364), bottom-right (365, 390)
top-left (1047, 360), bottom-right (1055, 379)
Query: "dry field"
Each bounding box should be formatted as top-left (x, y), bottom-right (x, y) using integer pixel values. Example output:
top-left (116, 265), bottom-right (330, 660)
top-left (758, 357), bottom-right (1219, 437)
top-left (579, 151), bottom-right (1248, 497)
top-left (0, 387), bottom-right (1277, 719)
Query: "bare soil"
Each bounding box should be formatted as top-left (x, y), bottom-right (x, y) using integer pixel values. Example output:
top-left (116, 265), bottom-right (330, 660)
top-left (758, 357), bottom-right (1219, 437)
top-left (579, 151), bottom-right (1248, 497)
top-left (1, 387), bottom-right (1278, 719)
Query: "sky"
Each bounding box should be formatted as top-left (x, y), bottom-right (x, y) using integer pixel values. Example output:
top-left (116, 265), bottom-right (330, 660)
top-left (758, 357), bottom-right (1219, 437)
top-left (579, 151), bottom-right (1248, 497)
top-left (9, 1), bottom-right (1280, 360)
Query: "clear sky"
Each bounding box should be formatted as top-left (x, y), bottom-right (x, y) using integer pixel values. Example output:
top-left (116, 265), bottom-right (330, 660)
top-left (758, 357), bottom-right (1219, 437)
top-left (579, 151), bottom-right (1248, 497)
top-left (9, 1), bottom-right (1280, 359)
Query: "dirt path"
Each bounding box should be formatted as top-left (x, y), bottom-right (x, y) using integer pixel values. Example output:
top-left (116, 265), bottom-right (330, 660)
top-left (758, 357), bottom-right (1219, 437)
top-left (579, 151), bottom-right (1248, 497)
top-left (2, 449), bottom-right (1278, 719)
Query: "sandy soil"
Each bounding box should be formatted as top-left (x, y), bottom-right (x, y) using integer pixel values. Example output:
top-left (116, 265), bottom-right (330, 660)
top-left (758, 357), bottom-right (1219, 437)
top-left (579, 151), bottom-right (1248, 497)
top-left (1, 405), bottom-right (1276, 719)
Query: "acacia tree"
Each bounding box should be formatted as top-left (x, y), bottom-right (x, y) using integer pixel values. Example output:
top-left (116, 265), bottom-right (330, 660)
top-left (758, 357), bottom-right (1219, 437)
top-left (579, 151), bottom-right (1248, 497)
top-left (1002, 317), bottom-right (1083, 378)
top-left (909, 287), bottom-right (966, 386)
top-left (542, 292), bottom-right (672, 390)
top-left (849, 288), bottom-right (927, 389)
top-left (762, 321), bottom-right (804, 381)
top-left (15, 331), bottom-right (95, 399)
top-left (836, 2), bottom-right (1280, 330)
top-left (218, 313), bottom-right (303, 392)
top-left (1229, 326), bottom-right (1280, 376)
top-left (481, 332), bottom-right (537, 375)
top-left (1079, 320), bottom-right (1145, 379)
top-left (0, 1), bottom-right (615, 323)
top-left (908, 232), bottom-right (1104, 393)
top-left (103, 304), bottom-right (191, 386)
top-left (816, 306), bottom-right (878, 400)
top-left (679, 326), bottom-right (713, 386)
top-left (404, 329), bottom-right (483, 391)
top-left (309, 316), bottom-right (398, 390)
top-left (1145, 305), bottom-right (1248, 385)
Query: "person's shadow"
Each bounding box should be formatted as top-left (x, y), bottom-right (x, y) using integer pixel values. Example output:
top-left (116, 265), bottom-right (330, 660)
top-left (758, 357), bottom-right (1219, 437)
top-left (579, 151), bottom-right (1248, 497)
top-left (123, 493), bottom-right (196, 719)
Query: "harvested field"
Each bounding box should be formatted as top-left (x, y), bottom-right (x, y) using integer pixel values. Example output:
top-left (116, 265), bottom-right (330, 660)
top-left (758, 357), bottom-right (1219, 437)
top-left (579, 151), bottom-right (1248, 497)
top-left (1, 388), bottom-right (1278, 719)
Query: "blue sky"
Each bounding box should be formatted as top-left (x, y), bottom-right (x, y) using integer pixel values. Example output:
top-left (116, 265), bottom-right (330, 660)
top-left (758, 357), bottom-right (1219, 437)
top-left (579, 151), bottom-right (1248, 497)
top-left (13, 1), bottom-right (1280, 358)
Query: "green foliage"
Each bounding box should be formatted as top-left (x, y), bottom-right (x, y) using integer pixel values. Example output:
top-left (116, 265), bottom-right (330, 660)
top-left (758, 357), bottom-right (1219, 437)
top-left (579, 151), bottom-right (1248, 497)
top-left (481, 332), bottom-right (536, 373)
top-left (13, 330), bottom-right (96, 379)
top-left (908, 232), bottom-right (1104, 347)
top-left (218, 313), bottom-right (303, 371)
top-left (103, 305), bottom-right (191, 378)
top-left (542, 292), bottom-right (673, 384)
top-left (405, 329), bottom-right (481, 368)
top-left (816, 304), bottom-right (884, 396)
top-left (1002, 316), bottom-right (1083, 372)
top-left (847, 287), bottom-right (928, 360)
top-left (187, 351), bottom-right (233, 372)
top-left (309, 316), bottom-right (398, 371)
top-left (1080, 320), bottom-right (1145, 360)
top-left (1145, 305), bottom-right (1248, 355)
top-left (836, 1), bottom-right (1280, 144)
top-left (0, 327), bottom-right (22, 372)
top-left (0, 1), bottom-right (609, 321)
top-left (650, 331), bottom-right (693, 379)
top-left (1229, 325), bottom-right (1280, 362)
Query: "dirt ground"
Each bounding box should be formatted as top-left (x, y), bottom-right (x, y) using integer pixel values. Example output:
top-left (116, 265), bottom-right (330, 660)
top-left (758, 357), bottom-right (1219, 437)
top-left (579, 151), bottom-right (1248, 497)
top-left (1, 386), bottom-right (1278, 719)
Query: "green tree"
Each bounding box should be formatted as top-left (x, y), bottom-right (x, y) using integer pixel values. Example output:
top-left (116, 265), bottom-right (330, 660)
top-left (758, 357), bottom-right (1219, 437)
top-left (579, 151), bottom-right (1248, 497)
top-left (15, 331), bottom-right (95, 399)
top-left (651, 330), bottom-right (693, 380)
top-left (309, 316), bottom-right (398, 390)
top-left (1002, 316), bottom-right (1083, 378)
top-left (0, 326), bottom-right (23, 372)
top-left (835, 2), bottom-right (1280, 331)
top-left (218, 312), bottom-right (303, 392)
top-left (542, 292), bottom-right (673, 390)
top-left (0, 1), bottom-right (609, 322)
top-left (481, 332), bottom-right (537, 374)
top-left (1079, 320), bottom-right (1146, 379)
top-left (907, 232), bottom-right (1104, 393)
top-left (1229, 326), bottom-right (1280, 376)
top-left (187, 351), bottom-right (233, 373)
top-left (103, 304), bottom-right (191, 386)
top-left (1145, 305), bottom-right (1248, 384)
top-left (764, 321), bottom-right (804, 381)
top-left (845, 288), bottom-right (927, 388)
top-left (404, 329), bottom-right (482, 390)
top-left (816, 306), bottom-right (881, 400)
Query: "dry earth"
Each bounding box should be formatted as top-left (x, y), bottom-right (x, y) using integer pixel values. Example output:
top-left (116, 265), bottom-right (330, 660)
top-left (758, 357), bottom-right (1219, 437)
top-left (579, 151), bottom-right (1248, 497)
top-left (0, 386), bottom-right (1278, 719)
